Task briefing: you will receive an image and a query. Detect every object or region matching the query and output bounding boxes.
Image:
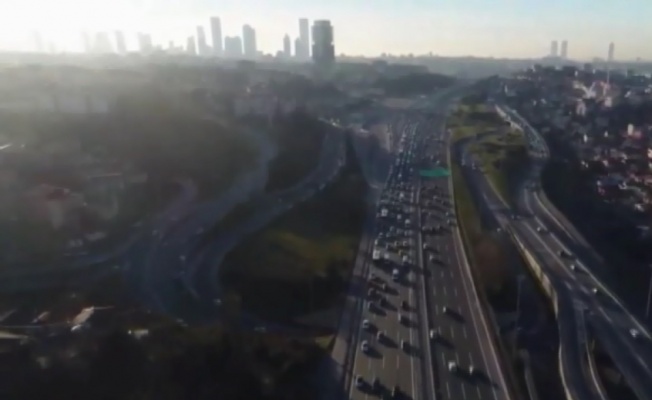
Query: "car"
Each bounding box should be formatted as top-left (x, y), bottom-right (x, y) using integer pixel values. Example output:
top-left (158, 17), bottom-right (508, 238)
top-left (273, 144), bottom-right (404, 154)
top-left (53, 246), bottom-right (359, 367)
top-left (422, 243), bottom-right (428, 250)
top-left (401, 300), bottom-right (408, 310)
top-left (401, 340), bottom-right (407, 351)
top-left (429, 329), bottom-right (437, 340)
top-left (361, 340), bottom-right (370, 353)
top-left (372, 376), bottom-right (381, 391)
top-left (468, 365), bottom-right (477, 375)
top-left (429, 254), bottom-right (435, 262)
top-left (570, 264), bottom-right (576, 271)
top-left (367, 302), bottom-right (374, 311)
top-left (448, 361), bottom-right (458, 372)
top-left (391, 385), bottom-right (400, 398)
top-left (355, 375), bottom-right (364, 388)
top-left (592, 287), bottom-right (599, 295)
top-left (630, 329), bottom-right (640, 339)
top-left (398, 313), bottom-right (403, 323)
top-left (442, 306), bottom-right (450, 314)
top-left (362, 319), bottom-right (370, 330)
top-left (377, 330), bottom-right (385, 341)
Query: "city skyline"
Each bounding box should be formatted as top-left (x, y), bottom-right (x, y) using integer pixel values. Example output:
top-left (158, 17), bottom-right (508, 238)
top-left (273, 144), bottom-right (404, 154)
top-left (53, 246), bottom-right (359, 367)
top-left (1, 0), bottom-right (651, 60)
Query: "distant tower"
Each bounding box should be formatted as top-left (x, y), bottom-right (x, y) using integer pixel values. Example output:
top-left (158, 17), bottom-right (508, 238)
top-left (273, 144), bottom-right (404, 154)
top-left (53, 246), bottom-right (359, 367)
top-left (210, 17), bottom-right (223, 56)
top-left (608, 42), bottom-right (615, 62)
top-left (311, 20), bottom-right (335, 66)
top-left (560, 40), bottom-right (568, 59)
top-left (196, 26), bottom-right (207, 56)
top-left (299, 18), bottom-right (310, 59)
top-left (242, 24), bottom-right (257, 59)
top-left (550, 40), bottom-right (559, 57)
top-left (115, 31), bottom-right (127, 54)
top-left (283, 34), bottom-right (291, 57)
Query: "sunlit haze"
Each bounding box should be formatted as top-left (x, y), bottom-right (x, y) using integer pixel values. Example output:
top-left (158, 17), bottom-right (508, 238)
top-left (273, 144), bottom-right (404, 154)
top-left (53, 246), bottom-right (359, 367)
top-left (0, 0), bottom-right (650, 59)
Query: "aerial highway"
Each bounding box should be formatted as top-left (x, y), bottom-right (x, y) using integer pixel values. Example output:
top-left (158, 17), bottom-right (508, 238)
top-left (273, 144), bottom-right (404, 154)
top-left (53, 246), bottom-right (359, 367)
top-left (456, 134), bottom-right (598, 400)
top-left (465, 103), bottom-right (652, 400)
top-left (344, 88), bottom-right (513, 400)
top-left (503, 106), bottom-right (652, 400)
top-left (130, 123), bottom-right (346, 324)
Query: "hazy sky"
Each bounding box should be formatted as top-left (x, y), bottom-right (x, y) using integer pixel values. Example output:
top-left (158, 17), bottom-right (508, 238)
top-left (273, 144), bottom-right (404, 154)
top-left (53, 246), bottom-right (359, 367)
top-left (0, 0), bottom-right (649, 60)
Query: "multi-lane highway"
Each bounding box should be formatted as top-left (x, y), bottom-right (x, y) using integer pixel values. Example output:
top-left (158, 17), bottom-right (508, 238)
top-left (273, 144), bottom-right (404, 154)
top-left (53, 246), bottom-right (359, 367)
top-left (464, 102), bottom-right (652, 400)
top-left (345, 89), bottom-right (513, 400)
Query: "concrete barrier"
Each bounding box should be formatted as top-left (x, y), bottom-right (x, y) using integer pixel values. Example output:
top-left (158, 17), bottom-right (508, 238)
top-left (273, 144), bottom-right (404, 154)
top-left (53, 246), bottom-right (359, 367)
top-left (585, 339), bottom-right (610, 400)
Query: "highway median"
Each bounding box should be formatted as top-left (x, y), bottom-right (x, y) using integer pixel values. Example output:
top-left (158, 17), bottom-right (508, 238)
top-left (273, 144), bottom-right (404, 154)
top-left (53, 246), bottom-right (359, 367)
top-left (449, 98), bottom-right (564, 400)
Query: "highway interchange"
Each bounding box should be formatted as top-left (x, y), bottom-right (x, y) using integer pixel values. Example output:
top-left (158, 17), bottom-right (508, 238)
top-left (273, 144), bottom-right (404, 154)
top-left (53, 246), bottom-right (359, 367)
top-left (459, 102), bottom-right (652, 400)
top-left (346, 90), bottom-right (511, 400)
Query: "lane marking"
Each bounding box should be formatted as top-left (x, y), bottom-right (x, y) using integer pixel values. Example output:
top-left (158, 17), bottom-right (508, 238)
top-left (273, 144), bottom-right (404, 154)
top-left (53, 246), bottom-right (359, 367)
top-left (450, 326), bottom-right (455, 339)
top-left (443, 286), bottom-right (447, 296)
top-left (463, 326), bottom-right (468, 339)
top-left (477, 386), bottom-right (483, 399)
top-left (454, 287), bottom-right (458, 297)
top-left (446, 382), bottom-right (451, 398)
top-left (461, 382), bottom-right (467, 400)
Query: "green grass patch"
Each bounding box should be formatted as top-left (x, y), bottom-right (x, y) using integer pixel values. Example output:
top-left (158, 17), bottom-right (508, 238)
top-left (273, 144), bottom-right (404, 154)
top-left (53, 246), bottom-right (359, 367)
top-left (220, 160), bottom-right (368, 324)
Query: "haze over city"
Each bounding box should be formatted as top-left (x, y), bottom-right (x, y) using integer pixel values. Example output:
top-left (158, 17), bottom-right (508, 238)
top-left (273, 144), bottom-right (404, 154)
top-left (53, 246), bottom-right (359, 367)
top-left (1, 0), bottom-right (650, 60)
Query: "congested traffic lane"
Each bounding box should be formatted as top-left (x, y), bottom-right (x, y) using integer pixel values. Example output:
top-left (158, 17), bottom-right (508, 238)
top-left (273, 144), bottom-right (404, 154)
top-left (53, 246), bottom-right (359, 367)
top-left (349, 114), bottom-right (426, 400)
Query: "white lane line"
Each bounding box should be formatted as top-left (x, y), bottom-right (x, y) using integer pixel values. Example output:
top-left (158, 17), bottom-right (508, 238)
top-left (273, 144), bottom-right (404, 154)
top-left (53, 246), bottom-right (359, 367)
top-left (454, 287), bottom-right (458, 297)
top-left (461, 382), bottom-right (467, 400)
top-left (443, 286), bottom-right (447, 296)
top-left (446, 382), bottom-right (451, 398)
top-left (396, 353), bottom-right (400, 369)
top-left (450, 326), bottom-right (455, 339)
top-left (477, 386), bottom-right (483, 399)
top-left (463, 326), bottom-right (468, 339)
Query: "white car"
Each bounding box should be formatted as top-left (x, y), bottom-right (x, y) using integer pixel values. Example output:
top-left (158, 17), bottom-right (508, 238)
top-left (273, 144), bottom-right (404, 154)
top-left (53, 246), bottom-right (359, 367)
top-left (429, 329), bottom-right (437, 340)
top-left (448, 361), bottom-right (458, 372)
top-left (630, 329), bottom-right (641, 339)
top-left (570, 264), bottom-right (576, 271)
top-left (468, 365), bottom-right (477, 375)
top-left (361, 340), bottom-right (370, 353)
top-left (362, 319), bottom-right (370, 330)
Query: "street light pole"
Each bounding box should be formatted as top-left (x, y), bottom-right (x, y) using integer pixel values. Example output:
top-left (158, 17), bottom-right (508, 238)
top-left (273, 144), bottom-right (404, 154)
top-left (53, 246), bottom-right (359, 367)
top-left (645, 268), bottom-right (652, 320)
top-left (513, 275), bottom-right (524, 356)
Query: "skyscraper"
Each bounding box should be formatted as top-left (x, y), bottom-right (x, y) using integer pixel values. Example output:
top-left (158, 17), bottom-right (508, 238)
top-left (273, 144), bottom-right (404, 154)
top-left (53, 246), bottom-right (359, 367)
top-left (242, 24), bottom-right (257, 59)
top-left (608, 42), bottom-right (615, 62)
top-left (560, 40), bottom-right (568, 59)
top-left (294, 37), bottom-right (302, 59)
top-left (550, 40), bottom-right (558, 57)
top-left (186, 36), bottom-right (197, 55)
top-left (210, 17), bottom-right (223, 56)
top-left (197, 26), bottom-right (208, 56)
top-left (299, 18), bottom-right (310, 59)
top-left (115, 31), bottom-right (127, 54)
top-left (94, 32), bottom-right (113, 54)
top-left (283, 34), bottom-right (291, 58)
top-left (224, 36), bottom-right (243, 58)
top-left (311, 20), bottom-right (335, 66)
top-left (138, 33), bottom-right (153, 54)
top-left (82, 32), bottom-right (92, 53)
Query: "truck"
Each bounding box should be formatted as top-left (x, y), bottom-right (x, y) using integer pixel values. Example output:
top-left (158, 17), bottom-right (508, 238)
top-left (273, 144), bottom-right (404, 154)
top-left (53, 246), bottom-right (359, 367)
top-left (372, 250), bottom-right (381, 262)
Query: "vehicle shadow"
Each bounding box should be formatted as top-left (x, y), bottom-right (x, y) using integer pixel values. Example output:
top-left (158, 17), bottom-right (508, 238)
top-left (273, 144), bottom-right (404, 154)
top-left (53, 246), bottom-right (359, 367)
top-left (380, 335), bottom-right (397, 348)
top-left (434, 335), bottom-right (455, 349)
